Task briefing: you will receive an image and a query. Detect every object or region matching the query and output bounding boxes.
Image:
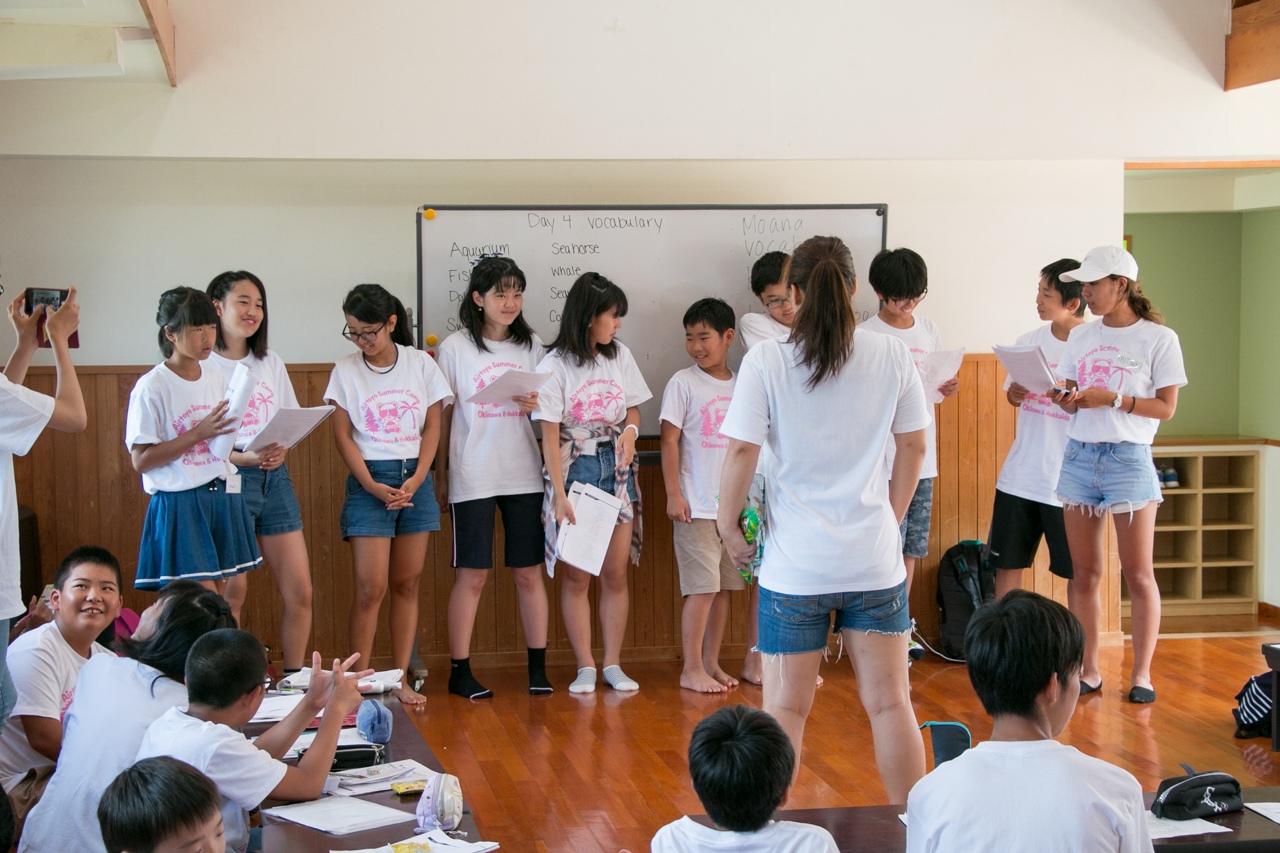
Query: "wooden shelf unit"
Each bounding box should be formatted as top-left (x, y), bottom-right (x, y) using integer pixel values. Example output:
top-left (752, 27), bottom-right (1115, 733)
top-left (1121, 450), bottom-right (1260, 617)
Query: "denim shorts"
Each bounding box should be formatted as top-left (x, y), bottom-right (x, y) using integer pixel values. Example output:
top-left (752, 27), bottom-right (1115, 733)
top-left (566, 444), bottom-right (638, 504)
top-left (239, 463), bottom-right (304, 537)
top-left (340, 459), bottom-right (441, 540)
top-left (1055, 439), bottom-right (1162, 514)
top-left (756, 581), bottom-right (911, 655)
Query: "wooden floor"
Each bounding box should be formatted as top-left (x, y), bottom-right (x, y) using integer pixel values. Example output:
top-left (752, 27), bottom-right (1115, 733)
top-left (404, 634), bottom-right (1280, 853)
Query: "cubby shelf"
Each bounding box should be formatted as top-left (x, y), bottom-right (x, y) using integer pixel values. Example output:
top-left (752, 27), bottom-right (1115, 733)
top-left (1121, 451), bottom-right (1259, 618)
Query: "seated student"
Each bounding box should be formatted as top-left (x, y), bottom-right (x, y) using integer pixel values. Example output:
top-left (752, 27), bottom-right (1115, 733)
top-left (905, 590), bottom-right (1152, 852)
top-left (98, 757), bottom-right (224, 853)
top-left (651, 704), bottom-right (838, 853)
top-left (19, 581), bottom-right (235, 853)
top-left (136, 629), bottom-right (367, 853)
top-left (0, 545), bottom-right (122, 838)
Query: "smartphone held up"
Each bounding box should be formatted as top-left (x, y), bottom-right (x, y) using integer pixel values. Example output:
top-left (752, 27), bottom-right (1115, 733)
top-left (23, 288), bottom-right (79, 348)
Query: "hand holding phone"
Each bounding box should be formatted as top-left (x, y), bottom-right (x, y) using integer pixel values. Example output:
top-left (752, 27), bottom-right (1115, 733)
top-left (25, 287), bottom-right (80, 349)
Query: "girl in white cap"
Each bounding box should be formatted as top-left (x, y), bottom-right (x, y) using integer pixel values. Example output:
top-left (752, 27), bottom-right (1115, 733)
top-left (1048, 246), bottom-right (1186, 705)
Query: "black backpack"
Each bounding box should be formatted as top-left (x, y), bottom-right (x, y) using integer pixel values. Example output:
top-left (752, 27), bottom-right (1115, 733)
top-left (936, 540), bottom-right (995, 660)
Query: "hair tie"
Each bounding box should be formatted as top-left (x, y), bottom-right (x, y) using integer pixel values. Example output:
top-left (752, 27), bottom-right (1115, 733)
top-left (469, 252), bottom-right (503, 267)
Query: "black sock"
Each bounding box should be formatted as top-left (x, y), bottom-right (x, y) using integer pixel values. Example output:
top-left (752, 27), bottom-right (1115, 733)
top-left (528, 647), bottom-right (553, 694)
top-left (282, 668), bottom-right (302, 677)
top-left (448, 658), bottom-right (492, 699)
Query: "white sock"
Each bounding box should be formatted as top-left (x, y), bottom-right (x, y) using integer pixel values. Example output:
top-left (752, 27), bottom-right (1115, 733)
top-left (603, 665), bottom-right (639, 691)
top-left (569, 667), bottom-right (597, 694)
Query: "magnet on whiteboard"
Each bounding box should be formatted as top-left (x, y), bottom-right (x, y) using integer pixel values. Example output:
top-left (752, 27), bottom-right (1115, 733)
top-left (424, 209), bottom-right (436, 220)
top-left (426, 334), bottom-right (438, 346)
top-left (427, 350), bottom-right (435, 357)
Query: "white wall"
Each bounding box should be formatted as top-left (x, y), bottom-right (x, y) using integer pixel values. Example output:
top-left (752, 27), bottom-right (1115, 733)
top-left (0, 157), bottom-right (1121, 365)
top-left (0, 1), bottom-right (1275, 161)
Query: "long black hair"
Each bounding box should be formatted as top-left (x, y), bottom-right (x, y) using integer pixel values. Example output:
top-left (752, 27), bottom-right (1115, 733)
top-left (155, 288), bottom-right (219, 359)
top-left (116, 580), bottom-right (236, 693)
top-left (788, 236), bottom-right (858, 389)
top-left (547, 272), bottom-right (628, 366)
top-left (207, 270), bottom-right (269, 358)
top-left (460, 256), bottom-right (535, 353)
top-left (343, 284), bottom-right (414, 347)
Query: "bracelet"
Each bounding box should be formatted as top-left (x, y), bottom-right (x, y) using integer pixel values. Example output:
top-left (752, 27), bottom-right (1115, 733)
top-left (622, 424), bottom-right (639, 439)
top-left (1127, 395), bottom-right (1137, 413)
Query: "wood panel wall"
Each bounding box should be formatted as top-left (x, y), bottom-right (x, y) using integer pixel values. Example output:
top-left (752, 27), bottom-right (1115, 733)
top-left (12, 355), bottom-right (1120, 670)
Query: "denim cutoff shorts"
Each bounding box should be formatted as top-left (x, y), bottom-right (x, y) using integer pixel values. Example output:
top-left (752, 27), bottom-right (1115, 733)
top-left (1055, 438), bottom-right (1162, 514)
top-left (340, 459), bottom-right (440, 540)
top-left (565, 443), bottom-right (638, 504)
top-left (756, 581), bottom-right (911, 655)
top-left (239, 463), bottom-right (304, 537)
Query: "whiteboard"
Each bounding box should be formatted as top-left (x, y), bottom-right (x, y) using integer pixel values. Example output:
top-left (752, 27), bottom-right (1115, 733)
top-left (416, 205), bottom-right (887, 433)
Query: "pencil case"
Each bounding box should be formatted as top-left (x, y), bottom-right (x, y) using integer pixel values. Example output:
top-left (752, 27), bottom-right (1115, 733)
top-left (298, 742), bottom-right (385, 771)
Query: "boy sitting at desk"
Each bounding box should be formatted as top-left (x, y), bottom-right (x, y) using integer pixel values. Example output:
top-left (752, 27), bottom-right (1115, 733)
top-left (651, 704), bottom-right (837, 853)
top-left (99, 756), bottom-right (225, 853)
top-left (136, 629), bottom-right (366, 853)
top-left (905, 591), bottom-right (1153, 852)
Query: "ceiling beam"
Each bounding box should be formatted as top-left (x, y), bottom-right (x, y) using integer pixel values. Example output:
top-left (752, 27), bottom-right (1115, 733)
top-left (0, 22), bottom-right (123, 80)
top-left (1227, 0), bottom-right (1280, 90)
top-left (1125, 160), bottom-right (1280, 170)
top-left (136, 0), bottom-right (175, 86)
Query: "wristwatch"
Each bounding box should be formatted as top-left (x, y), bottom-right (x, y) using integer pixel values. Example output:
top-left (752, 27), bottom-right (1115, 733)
top-left (1111, 392), bottom-right (1125, 409)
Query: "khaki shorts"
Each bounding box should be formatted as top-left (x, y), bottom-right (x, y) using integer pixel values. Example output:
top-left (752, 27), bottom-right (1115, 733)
top-left (674, 519), bottom-right (747, 596)
top-left (10, 763), bottom-right (53, 843)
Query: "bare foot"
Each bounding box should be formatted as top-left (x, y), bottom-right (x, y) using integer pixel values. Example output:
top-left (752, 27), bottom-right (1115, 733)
top-left (740, 651), bottom-right (763, 686)
top-left (707, 666), bottom-right (739, 689)
top-left (393, 683), bottom-right (427, 705)
top-left (681, 669), bottom-right (728, 693)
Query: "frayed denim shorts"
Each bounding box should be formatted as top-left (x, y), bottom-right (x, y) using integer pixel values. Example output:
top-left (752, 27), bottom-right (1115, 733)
top-left (1055, 439), bottom-right (1162, 515)
top-left (756, 581), bottom-right (911, 655)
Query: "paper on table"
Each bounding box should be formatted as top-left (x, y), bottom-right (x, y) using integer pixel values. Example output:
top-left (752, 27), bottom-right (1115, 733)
top-left (280, 668), bottom-right (404, 691)
top-left (1247, 802), bottom-right (1280, 824)
top-left (244, 406), bottom-right (335, 453)
top-left (553, 481), bottom-right (624, 577)
top-left (332, 759), bottom-right (436, 797)
top-left (263, 796), bottom-right (416, 835)
top-left (464, 370), bottom-right (551, 406)
top-left (209, 362), bottom-right (256, 460)
top-left (336, 831), bottom-right (500, 853)
top-left (1145, 812), bottom-right (1233, 839)
top-left (992, 345), bottom-right (1059, 396)
top-left (251, 693), bottom-right (309, 723)
top-left (920, 348), bottom-right (965, 405)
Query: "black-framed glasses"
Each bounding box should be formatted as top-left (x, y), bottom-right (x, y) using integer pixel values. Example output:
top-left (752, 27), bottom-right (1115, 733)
top-left (763, 292), bottom-right (794, 311)
top-left (887, 289), bottom-right (927, 307)
top-left (342, 321), bottom-right (386, 343)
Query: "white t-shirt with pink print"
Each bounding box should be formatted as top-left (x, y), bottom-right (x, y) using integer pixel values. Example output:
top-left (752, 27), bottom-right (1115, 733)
top-left (125, 363), bottom-right (237, 494)
top-left (1054, 318), bottom-right (1186, 446)
top-left (659, 366), bottom-right (734, 520)
top-left (861, 314), bottom-right (941, 479)
top-left (205, 349), bottom-right (299, 451)
top-left (532, 341), bottom-right (652, 429)
top-left (435, 330), bottom-right (546, 503)
top-left (997, 324), bottom-right (1073, 507)
top-left (324, 344), bottom-right (455, 461)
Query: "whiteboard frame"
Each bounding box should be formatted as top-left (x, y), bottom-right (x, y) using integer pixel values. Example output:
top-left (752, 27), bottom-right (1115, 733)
top-left (414, 204), bottom-right (889, 350)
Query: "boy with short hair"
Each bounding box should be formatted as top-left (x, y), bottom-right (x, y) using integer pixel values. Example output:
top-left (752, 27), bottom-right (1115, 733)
top-left (862, 248), bottom-right (958, 660)
top-left (738, 251), bottom-right (799, 351)
top-left (98, 756), bottom-right (224, 853)
top-left (905, 591), bottom-right (1152, 852)
top-left (0, 545), bottom-right (122, 837)
top-left (661, 298), bottom-right (744, 694)
top-left (651, 704), bottom-right (837, 853)
top-left (990, 260), bottom-right (1085, 599)
top-left (136, 629), bottom-right (366, 853)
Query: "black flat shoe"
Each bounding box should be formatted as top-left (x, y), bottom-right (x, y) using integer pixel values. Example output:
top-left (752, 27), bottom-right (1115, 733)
top-left (1128, 686), bottom-right (1156, 704)
top-left (1079, 679), bottom-right (1102, 695)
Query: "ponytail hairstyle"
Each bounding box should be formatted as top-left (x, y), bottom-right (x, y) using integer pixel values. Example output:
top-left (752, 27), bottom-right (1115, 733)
top-left (1119, 277), bottom-right (1163, 325)
top-left (342, 284), bottom-right (414, 347)
top-left (207, 271), bottom-right (269, 358)
top-left (155, 288), bottom-right (219, 359)
top-left (548, 272), bottom-right (628, 366)
top-left (116, 580), bottom-right (236, 694)
top-left (787, 236), bottom-right (858, 389)
top-left (460, 256), bottom-right (535, 353)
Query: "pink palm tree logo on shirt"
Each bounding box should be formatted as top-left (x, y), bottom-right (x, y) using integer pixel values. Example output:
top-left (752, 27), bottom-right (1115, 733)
top-left (360, 391), bottom-right (422, 440)
top-left (172, 405), bottom-right (217, 466)
top-left (568, 380), bottom-right (625, 425)
top-left (239, 384), bottom-right (275, 434)
top-left (1079, 351), bottom-right (1132, 392)
top-left (699, 397), bottom-right (731, 438)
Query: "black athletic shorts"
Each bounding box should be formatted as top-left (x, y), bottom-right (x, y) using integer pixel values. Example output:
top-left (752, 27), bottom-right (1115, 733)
top-left (450, 492), bottom-right (545, 570)
top-left (986, 489), bottom-right (1073, 580)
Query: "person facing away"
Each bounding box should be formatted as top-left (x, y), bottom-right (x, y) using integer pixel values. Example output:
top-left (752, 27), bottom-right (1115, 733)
top-left (651, 704), bottom-right (838, 853)
top-left (905, 590), bottom-right (1153, 853)
top-left (98, 756), bottom-right (225, 853)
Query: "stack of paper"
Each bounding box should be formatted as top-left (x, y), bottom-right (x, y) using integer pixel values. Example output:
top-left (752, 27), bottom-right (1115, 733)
top-left (244, 405), bottom-right (335, 453)
top-left (337, 830), bottom-right (499, 853)
top-left (280, 668), bottom-right (404, 692)
top-left (1144, 811), bottom-right (1232, 839)
top-left (920, 349), bottom-right (965, 405)
top-left (992, 344), bottom-right (1059, 395)
top-left (331, 760), bottom-right (436, 797)
top-left (553, 482), bottom-right (624, 576)
top-left (251, 693), bottom-right (311, 723)
top-left (263, 797), bottom-right (416, 834)
top-left (463, 369), bottom-right (550, 405)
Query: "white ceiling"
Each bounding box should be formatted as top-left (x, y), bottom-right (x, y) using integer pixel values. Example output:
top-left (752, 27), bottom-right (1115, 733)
top-left (1125, 167), bottom-right (1280, 214)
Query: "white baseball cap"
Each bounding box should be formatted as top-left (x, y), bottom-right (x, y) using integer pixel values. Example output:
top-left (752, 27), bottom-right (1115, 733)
top-left (1060, 246), bottom-right (1139, 283)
